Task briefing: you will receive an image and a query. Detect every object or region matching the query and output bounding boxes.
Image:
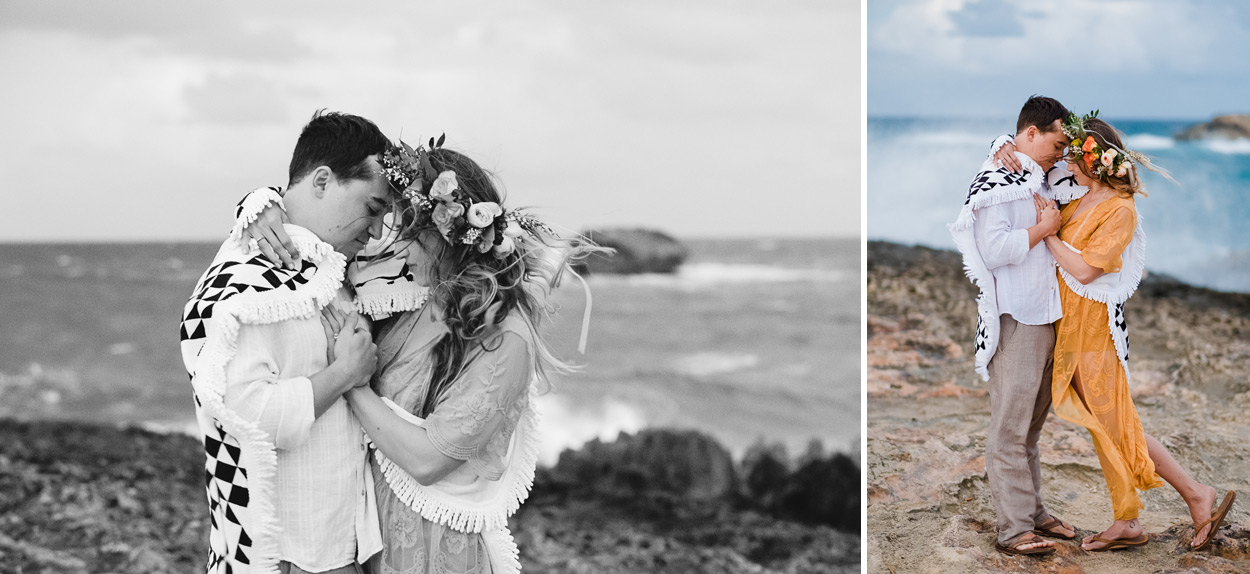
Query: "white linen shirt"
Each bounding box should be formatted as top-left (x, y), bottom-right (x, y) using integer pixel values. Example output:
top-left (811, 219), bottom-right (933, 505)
top-left (223, 285), bottom-right (382, 571)
top-left (971, 185), bottom-right (1063, 326)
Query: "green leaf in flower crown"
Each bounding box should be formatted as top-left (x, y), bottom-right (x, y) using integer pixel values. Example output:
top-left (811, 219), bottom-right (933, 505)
top-left (436, 133), bottom-right (446, 148)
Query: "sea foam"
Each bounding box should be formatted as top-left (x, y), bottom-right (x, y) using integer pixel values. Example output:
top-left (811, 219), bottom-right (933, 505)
top-left (1203, 138), bottom-right (1250, 155)
top-left (672, 352), bottom-right (760, 377)
top-left (615, 263), bottom-right (844, 290)
top-left (1125, 133), bottom-right (1175, 150)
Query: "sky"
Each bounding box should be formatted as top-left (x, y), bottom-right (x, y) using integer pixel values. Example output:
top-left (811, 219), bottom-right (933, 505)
top-left (869, 0), bottom-right (1250, 119)
top-left (0, 0), bottom-right (858, 242)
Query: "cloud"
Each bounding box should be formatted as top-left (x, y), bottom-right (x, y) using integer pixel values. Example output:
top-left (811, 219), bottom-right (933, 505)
top-left (0, 1), bottom-right (858, 241)
top-left (869, 0), bottom-right (1250, 117)
top-left (949, 0), bottom-right (1025, 37)
top-left (184, 73), bottom-right (293, 125)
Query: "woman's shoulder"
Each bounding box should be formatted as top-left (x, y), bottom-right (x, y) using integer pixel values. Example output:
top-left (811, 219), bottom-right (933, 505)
top-left (1107, 193), bottom-right (1138, 217)
top-left (494, 313), bottom-right (534, 345)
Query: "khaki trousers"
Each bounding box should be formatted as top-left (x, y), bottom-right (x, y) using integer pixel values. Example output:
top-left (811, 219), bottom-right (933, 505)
top-left (985, 314), bottom-right (1056, 545)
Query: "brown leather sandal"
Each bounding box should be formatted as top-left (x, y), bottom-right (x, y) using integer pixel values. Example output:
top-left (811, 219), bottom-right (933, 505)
top-left (1084, 533), bottom-right (1148, 552)
top-left (995, 532), bottom-right (1056, 556)
top-left (1191, 490), bottom-right (1236, 551)
top-left (1034, 516), bottom-right (1077, 540)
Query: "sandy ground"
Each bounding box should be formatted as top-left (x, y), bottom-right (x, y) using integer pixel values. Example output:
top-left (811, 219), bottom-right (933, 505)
top-left (867, 241), bottom-right (1250, 574)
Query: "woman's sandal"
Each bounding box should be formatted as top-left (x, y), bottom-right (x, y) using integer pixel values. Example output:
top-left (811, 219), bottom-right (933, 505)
top-left (995, 532), bottom-right (1056, 556)
top-left (1191, 490), bottom-right (1236, 551)
top-left (1034, 516), bottom-right (1077, 540)
top-left (1084, 533), bottom-right (1148, 552)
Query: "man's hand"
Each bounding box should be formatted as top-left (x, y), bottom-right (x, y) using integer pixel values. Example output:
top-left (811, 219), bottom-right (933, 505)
top-left (995, 141), bottom-right (1022, 173)
top-left (245, 203), bottom-right (300, 269)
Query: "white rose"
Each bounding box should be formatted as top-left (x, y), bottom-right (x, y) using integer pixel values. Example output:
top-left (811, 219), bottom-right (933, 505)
top-left (493, 235), bottom-right (515, 256)
top-left (432, 202), bottom-right (465, 237)
top-left (428, 171), bottom-right (459, 198)
top-left (1100, 149), bottom-right (1117, 167)
top-left (1116, 163), bottom-right (1129, 177)
top-left (466, 202), bottom-right (503, 228)
top-left (502, 221), bottom-right (524, 238)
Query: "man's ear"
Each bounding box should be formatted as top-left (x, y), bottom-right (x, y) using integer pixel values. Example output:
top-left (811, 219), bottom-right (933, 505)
top-left (310, 166), bottom-right (333, 199)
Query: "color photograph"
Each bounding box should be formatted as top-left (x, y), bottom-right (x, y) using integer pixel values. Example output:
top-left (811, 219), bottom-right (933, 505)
top-left (867, 1), bottom-right (1250, 572)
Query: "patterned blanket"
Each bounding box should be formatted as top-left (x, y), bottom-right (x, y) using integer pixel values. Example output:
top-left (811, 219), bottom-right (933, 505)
top-left (949, 135), bottom-right (1088, 380)
top-left (179, 217), bottom-right (346, 574)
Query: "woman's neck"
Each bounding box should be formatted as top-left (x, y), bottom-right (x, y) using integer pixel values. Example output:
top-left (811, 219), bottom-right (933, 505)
top-left (1087, 181), bottom-right (1115, 199)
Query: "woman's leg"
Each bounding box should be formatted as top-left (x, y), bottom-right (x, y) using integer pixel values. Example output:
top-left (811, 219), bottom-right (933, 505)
top-left (1144, 433), bottom-right (1218, 547)
top-left (1070, 367), bottom-right (1145, 549)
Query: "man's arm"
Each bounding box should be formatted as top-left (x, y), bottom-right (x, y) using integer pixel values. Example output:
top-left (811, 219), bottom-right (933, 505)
top-left (972, 200), bottom-right (1059, 269)
top-left (222, 314), bottom-right (376, 449)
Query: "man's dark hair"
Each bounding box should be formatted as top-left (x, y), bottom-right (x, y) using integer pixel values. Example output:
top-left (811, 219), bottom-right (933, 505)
top-left (288, 110), bottom-right (390, 186)
top-left (1016, 96), bottom-right (1069, 134)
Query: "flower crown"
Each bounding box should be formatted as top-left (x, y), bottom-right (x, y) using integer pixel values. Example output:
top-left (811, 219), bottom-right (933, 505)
top-left (1061, 110), bottom-right (1140, 180)
top-left (378, 134), bottom-right (555, 258)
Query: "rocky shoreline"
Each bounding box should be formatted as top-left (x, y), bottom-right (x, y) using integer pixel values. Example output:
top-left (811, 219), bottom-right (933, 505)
top-left (867, 240), bottom-right (1250, 574)
top-left (1175, 115), bottom-right (1250, 141)
top-left (0, 421), bottom-right (858, 574)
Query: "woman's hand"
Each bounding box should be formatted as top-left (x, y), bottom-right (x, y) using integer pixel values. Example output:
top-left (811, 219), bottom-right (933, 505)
top-left (995, 141), bottom-right (1022, 173)
top-left (246, 203), bottom-right (300, 269)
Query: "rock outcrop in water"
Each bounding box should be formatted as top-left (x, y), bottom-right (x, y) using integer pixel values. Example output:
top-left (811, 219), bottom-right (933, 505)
top-left (0, 421), bottom-right (859, 574)
top-left (1175, 115), bottom-right (1250, 141)
top-left (868, 240), bottom-right (1250, 574)
top-left (577, 227), bottom-right (688, 274)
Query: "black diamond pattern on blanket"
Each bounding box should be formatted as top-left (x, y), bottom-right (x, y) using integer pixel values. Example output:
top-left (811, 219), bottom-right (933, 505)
top-left (965, 167), bottom-right (1031, 205)
top-left (1114, 302), bottom-right (1130, 361)
top-left (974, 315), bottom-right (988, 353)
top-left (181, 243), bottom-right (323, 573)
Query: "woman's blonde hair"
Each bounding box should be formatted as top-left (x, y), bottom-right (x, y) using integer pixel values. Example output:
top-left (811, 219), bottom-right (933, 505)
top-left (397, 148), bottom-right (604, 415)
top-left (1073, 118), bottom-right (1173, 196)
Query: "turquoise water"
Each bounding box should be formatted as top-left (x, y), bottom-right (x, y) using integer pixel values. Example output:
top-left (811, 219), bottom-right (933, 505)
top-left (0, 238), bottom-right (858, 463)
top-left (868, 117), bottom-right (1250, 293)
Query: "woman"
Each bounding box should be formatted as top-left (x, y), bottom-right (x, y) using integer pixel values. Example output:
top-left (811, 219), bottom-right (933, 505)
top-left (241, 139), bottom-right (597, 573)
top-left (1040, 114), bottom-right (1235, 551)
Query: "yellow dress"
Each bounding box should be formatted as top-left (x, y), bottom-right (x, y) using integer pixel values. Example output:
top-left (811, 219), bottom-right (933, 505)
top-left (1050, 192), bottom-right (1163, 520)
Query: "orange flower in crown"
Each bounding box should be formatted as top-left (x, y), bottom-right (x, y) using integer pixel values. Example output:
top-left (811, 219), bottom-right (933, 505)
top-left (1062, 111), bottom-right (1136, 181)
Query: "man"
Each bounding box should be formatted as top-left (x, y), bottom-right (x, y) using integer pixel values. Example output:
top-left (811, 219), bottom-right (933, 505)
top-left (179, 111), bottom-right (399, 574)
top-left (949, 95), bottom-right (1077, 556)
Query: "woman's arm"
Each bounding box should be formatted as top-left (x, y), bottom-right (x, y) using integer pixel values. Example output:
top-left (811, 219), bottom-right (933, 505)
top-left (350, 329), bottom-right (533, 486)
top-left (346, 386), bottom-right (463, 485)
top-left (1043, 235), bottom-right (1106, 285)
top-left (231, 188), bottom-right (300, 268)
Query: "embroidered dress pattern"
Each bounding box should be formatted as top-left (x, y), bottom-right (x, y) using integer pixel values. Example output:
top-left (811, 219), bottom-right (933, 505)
top-left (366, 311), bottom-right (541, 574)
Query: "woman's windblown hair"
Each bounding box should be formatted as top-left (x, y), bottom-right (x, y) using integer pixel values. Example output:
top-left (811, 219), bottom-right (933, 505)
top-left (1072, 117), bottom-right (1175, 197)
top-left (394, 148), bottom-right (607, 416)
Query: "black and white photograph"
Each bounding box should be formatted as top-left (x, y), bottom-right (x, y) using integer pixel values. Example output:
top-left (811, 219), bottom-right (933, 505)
top-left (0, 2), bottom-right (861, 573)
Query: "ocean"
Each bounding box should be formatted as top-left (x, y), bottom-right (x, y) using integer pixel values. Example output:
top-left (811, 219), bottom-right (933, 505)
top-left (868, 117), bottom-right (1250, 293)
top-left (0, 238), bottom-right (858, 464)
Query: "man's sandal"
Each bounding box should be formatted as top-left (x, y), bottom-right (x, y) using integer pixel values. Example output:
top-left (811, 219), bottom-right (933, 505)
top-left (1034, 516), bottom-right (1077, 540)
top-left (1084, 534), bottom-right (1148, 552)
top-left (995, 532), bottom-right (1056, 556)
top-left (1192, 490), bottom-right (1236, 551)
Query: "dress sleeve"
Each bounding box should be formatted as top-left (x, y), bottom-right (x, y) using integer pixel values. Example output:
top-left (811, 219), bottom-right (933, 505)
top-left (424, 331), bottom-right (533, 479)
top-left (1081, 204), bottom-right (1136, 273)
